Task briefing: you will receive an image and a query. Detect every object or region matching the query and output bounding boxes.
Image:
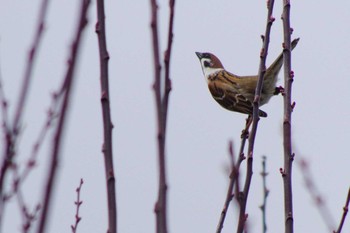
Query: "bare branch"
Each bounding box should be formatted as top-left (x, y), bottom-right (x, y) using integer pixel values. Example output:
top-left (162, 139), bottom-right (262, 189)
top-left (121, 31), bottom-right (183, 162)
top-left (281, 0), bottom-right (296, 232)
top-left (162, 0), bottom-right (175, 133)
top-left (216, 140), bottom-right (238, 233)
top-left (36, 1), bottom-right (91, 232)
top-left (296, 158), bottom-right (335, 230)
top-left (236, 0), bottom-right (276, 231)
top-left (334, 187), bottom-right (350, 233)
top-left (150, 1), bottom-right (176, 233)
top-left (71, 179), bottom-right (84, 233)
top-left (0, 74), bottom-right (9, 134)
top-left (260, 156), bottom-right (269, 233)
top-left (150, 0), bottom-right (167, 230)
top-left (95, 0), bottom-right (117, 232)
top-left (216, 121), bottom-right (249, 233)
top-left (0, 0), bottom-right (50, 222)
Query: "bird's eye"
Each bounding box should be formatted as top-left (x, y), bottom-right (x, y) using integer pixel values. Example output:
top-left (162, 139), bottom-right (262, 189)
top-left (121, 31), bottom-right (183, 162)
top-left (203, 61), bottom-right (211, 67)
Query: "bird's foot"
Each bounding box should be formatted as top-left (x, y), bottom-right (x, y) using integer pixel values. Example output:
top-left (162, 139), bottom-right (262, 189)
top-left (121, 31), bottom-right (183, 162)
top-left (274, 86), bottom-right (285, 96)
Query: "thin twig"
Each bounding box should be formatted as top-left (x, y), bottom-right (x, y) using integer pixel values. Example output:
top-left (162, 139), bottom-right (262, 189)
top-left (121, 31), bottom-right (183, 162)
top-left (150, 0), bottom-right (167, 231)
top-left (161, 0), bottom-right (175, 133)
top-left (3, 92), bottom-right (61, 205)
top-left (260, 156), bottom-right (269, 233)
top-left (216, 121), bottom-right (249, 233)
top-left (281, 0), bottom-right (295, 232)
top-left (216, 141), bottom-right (236, 233)
top-left (0, 0), bottom-right (50, 223)
top-left (71, 179), bottom-right (84, 233)
top-left (236, 1), bottom-right (276, 232)
top-left (36, 1), bottom-right (91, 232)
top-left (17, 185), bottom-right (41, 233)
top-left (7, 164), bottom-right (41, 233)
top-left (0, 73), bottom-right (9, 134)
top-left (297, 158), bottom-right (335, 231)
top-left (95, 0), bottom-right (117, 232)
top-left (334, 187), bottom-right (350, 233)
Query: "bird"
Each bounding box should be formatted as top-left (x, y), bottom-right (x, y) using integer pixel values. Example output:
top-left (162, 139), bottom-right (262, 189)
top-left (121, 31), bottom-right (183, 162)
top-left (195, 38), bottom-right (299, 117)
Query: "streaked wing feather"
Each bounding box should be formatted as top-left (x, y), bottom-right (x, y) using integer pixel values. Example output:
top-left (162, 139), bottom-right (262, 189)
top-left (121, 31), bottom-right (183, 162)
top-left (208, 75), bottom-right (267, 117)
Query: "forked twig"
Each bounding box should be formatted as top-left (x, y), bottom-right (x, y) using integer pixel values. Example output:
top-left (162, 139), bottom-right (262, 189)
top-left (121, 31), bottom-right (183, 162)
top-left (216, 122), bottom-right (249, 233)
top-left (36, 1), bottom-right (91, 232)
top-left (150, 1), bottom-right (176, 233)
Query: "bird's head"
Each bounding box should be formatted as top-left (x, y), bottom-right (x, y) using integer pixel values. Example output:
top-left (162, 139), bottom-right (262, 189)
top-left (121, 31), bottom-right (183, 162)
top-left (195, 52), bottom-right (224, 81)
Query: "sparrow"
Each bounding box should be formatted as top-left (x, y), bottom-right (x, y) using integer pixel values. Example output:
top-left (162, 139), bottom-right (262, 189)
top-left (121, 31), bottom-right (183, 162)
top-left (195, 38), bottom-right (299, 117)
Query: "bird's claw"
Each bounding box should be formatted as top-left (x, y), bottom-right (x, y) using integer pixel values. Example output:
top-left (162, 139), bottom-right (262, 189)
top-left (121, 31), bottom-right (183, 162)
top-left (274, 86), bottom-right (285, 96)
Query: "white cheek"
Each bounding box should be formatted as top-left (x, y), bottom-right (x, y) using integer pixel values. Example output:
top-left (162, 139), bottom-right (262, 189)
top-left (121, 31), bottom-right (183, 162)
top-left (203, 67), bottom-right (224, 83)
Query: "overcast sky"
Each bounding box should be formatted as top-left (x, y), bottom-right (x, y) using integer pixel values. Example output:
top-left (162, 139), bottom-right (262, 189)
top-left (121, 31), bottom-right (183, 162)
top-left (1, 1), bottom-right (350, 233)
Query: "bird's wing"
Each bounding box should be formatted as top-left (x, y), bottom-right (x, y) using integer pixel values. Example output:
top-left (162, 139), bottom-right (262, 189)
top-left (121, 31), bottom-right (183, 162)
top-left (207, 72), bottom-right (267, 117)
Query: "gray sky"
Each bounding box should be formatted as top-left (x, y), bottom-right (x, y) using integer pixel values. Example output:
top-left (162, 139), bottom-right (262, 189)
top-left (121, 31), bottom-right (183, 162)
top-left (1, 0), bottom-right (349, 233)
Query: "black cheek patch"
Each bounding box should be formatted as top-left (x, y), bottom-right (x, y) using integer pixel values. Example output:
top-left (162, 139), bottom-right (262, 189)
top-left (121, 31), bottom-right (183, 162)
top-left (204, 61), bottom-right (211, 67)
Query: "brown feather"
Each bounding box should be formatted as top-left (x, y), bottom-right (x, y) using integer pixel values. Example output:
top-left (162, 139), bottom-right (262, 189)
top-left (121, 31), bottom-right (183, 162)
top-left (207, 70), bottom-right (267, 117)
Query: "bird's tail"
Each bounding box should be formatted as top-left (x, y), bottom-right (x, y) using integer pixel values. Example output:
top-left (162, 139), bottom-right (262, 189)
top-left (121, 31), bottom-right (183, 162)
top-left (265, 38), bottom-right (300, 78)
top-left (263, 38), bottom-right (300, 93)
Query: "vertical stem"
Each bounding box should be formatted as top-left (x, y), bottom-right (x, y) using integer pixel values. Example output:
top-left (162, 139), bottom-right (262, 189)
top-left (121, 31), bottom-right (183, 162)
top-left (150, 1), bottom-right (175, 232)
top-left (95, 0), bottom-right (117, 232)
top-left (260, 156), bottom-right (269, 233)
top-left (150, 1), bottom-right (166, 233)
top-left (162, 0), bottom-right (175, 133)
top-left (36, 1), bottom-right (90, 232)
top-left (281, 0), bottom-right (294, 232)
top-left (236, 1), bottom-right (275, 232)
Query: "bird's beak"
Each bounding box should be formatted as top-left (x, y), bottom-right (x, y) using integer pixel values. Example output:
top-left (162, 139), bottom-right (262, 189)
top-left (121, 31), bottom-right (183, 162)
top-left (195, 52), bottom-right (203, 59)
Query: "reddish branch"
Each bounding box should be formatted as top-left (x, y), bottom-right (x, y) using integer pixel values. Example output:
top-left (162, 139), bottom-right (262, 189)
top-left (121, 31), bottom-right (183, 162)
top-left (16, 184), bottom-right (41, 233)
top-left (297, 158), bottom-right (335, 230)
top-left (236, 0), bottom-right (276, 232)
top-left (216, 123), bottom-right (249, 233)
top-left (150, 0), bottom-right (166, 230)
top-left (3, 92), bottom-right (61, 206)
top-left (150, 1), bottom-right (176, 233)
top-left (334, 188), bottom-right (350, 233)
top-left (260, 156), bottom-right (269, 233)
top-left (162, 0), bottom-right (175, 132)
top-left (0, 78), bottom-right (9, 134)
top-left (71, 179), bottom-right (84, 233)
top-left (0, 0), bottom-right (50, 222)
top-left (281, 0), bottom-right (295, 232)
top-left (36, 1), bottom-right (91, 232)
top-left (95, 0), bottom-right (117, 232)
